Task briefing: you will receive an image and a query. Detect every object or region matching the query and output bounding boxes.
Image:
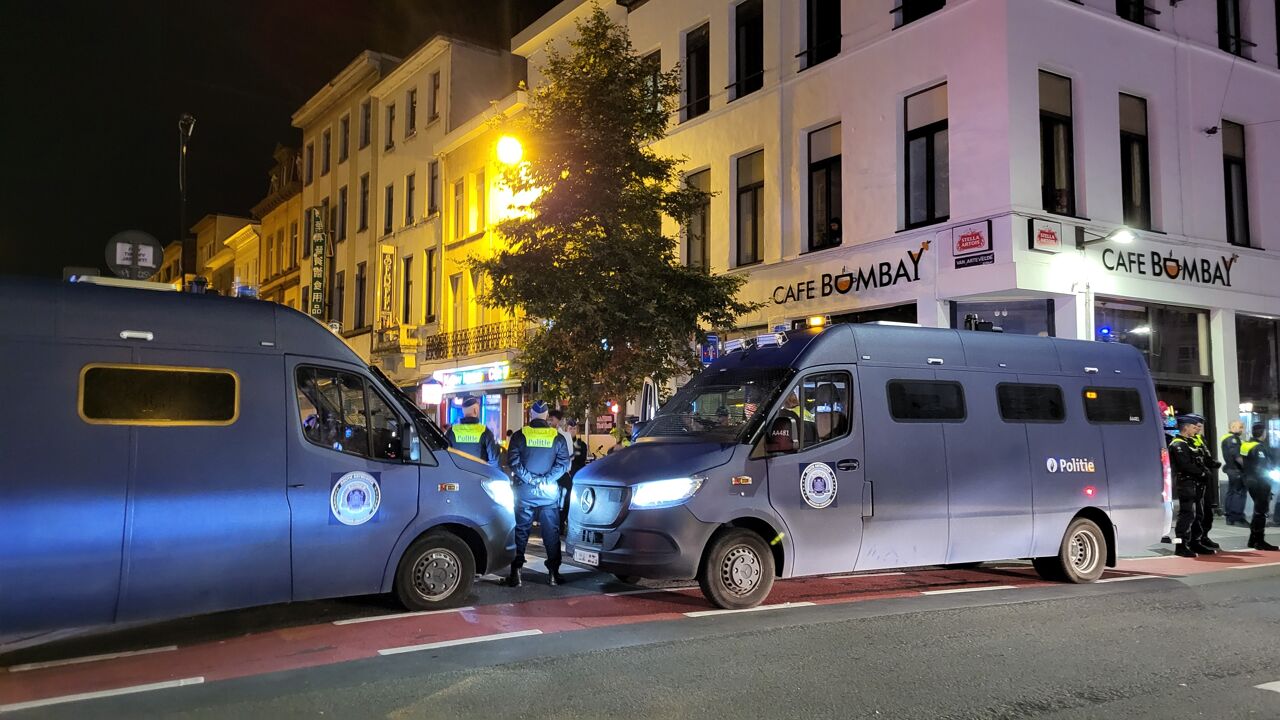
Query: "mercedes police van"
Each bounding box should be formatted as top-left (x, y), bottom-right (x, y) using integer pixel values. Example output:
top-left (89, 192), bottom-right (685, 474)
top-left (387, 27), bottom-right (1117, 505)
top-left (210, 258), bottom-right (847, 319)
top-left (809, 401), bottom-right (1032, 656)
top-left (566, 322), bottom-right (1172, 609)
top-left (0, 277), bottom-right (516, 633)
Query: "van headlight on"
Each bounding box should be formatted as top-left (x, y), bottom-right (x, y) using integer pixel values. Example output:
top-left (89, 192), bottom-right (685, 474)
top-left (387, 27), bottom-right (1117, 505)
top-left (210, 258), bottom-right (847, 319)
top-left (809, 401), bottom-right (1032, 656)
top-left (1269, 469), bottom-right (1280, 482)
top-left (482, 479), bottom-right (515, 511)
top-left (630, 476), bottom-right (705, 509)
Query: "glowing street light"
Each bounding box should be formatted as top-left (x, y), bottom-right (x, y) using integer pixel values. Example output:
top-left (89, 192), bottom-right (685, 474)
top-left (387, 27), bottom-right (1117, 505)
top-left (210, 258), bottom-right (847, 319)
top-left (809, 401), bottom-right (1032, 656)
top-left (496, 135), bottom-right (523, 166)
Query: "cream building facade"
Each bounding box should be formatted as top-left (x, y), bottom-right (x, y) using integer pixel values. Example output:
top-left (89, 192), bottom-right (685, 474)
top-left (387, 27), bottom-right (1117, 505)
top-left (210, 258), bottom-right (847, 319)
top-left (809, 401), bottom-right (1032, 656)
top-left (253, 145), bottom-right (305, 310)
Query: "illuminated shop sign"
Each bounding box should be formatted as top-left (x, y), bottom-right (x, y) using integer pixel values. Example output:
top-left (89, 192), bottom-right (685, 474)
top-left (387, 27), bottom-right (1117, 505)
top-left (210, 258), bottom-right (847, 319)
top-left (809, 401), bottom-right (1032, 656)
top-left (431, 362), bottom-right (512, 387)
top-left (771, 240), bottom-right (931, 305)
top-left (1101, 247), bottom-right (1239, 288)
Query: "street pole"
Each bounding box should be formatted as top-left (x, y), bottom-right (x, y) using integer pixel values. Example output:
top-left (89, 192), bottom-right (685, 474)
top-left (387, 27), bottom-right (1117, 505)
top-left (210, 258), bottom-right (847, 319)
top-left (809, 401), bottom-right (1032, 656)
top-left (178, 113), bottom-right (196, 285)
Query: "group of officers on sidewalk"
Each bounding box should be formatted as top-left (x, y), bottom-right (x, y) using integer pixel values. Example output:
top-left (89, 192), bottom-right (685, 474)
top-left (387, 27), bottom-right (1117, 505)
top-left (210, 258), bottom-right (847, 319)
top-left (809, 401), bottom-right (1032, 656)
top-left (1169, 414), bottom-right (1279, 556)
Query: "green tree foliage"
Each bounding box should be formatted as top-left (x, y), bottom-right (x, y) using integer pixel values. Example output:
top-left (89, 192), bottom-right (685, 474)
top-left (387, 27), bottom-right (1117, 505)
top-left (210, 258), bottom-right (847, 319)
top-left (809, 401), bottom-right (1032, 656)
top-left (472, 6), bottom-right (758, 417)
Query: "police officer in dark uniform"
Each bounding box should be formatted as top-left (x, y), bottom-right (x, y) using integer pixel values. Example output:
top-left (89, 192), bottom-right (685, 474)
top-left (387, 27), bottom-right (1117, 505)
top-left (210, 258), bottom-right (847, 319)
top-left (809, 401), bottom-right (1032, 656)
top-left (444, 397), bottom-right (500, 467)
top-left (1221, 421), bottom-right (1248, 525)
top-left (1169, 415), bottom-right (1216, 557)
top-left (1242, 424), bottom-right (1280, 551)
top-left (1187, 415), bottom-right (1222, 548)
top-left (506, 401), bottom-right (571, 587)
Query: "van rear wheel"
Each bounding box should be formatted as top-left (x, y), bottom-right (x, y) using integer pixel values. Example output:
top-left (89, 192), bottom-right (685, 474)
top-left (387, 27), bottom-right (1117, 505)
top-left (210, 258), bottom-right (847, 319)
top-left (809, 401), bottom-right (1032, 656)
top-left (394, 532), bottom-right (475, 611)
top-left (697, 529), bottom-right (775, 610)
top-left (1033, 517), bottom-right (1107, 583)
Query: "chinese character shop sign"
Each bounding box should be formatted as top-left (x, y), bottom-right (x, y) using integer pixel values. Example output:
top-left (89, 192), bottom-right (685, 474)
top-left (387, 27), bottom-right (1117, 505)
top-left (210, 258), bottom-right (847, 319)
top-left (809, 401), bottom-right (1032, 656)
top-left (771, 240), bottom-right (931, 305)
top-left (308, 207), bottom-right (327, 319)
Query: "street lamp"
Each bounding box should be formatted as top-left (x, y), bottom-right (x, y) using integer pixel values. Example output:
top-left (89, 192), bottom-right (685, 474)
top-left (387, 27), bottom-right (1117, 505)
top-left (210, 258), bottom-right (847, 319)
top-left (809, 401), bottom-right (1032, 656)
top-left (178, 113), bottom-right (196, 281)
top-left (496, 135), bottom-right (523, 166)
top-left (1075, 225), bottom-right (1135, 250)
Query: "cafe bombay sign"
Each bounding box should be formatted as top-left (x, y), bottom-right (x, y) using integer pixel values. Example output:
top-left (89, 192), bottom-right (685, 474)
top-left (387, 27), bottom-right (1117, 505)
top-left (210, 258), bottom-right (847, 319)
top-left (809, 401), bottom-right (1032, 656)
top-left (1101, 244), bottom-right (1240, 288)
top-left (772, 239), bottom-right (931, 305)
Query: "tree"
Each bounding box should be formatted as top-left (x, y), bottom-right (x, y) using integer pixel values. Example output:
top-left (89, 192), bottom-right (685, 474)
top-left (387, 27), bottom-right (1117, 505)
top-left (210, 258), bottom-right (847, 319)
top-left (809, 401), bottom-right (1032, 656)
top-left (472, 6), bottom-right (759, 418)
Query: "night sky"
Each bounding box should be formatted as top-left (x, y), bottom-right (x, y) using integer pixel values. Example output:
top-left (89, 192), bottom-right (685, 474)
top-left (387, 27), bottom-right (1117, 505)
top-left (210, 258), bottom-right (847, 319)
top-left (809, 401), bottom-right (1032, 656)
top-left (0, 0), bottom-right (560, 278)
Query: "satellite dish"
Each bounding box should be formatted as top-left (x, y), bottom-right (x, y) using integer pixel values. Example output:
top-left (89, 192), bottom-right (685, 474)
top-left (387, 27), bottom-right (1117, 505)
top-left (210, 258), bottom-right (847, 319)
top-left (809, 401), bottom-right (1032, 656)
top-left (105, 230), bottom-right (164, 280)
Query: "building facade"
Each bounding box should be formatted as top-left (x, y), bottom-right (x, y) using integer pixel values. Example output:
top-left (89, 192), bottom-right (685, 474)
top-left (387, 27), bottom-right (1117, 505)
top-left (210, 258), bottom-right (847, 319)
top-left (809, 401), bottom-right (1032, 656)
top-left (253, 145), bottom-right (305, 309)
top-left (190, 213), bottom-right (254, 296)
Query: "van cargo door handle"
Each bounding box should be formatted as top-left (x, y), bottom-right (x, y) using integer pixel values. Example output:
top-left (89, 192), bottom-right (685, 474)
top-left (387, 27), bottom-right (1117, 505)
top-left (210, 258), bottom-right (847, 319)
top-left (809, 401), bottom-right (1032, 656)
top-left (836, 459), bottom-right (860, 472)
top-left (289, 483), bottom-right (305, 488)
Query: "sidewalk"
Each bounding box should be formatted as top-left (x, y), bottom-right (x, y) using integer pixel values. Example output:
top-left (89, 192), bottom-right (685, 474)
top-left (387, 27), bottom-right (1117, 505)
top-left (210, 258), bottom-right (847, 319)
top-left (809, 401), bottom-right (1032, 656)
top-left (1126, 518), bottom-right (1272, 559)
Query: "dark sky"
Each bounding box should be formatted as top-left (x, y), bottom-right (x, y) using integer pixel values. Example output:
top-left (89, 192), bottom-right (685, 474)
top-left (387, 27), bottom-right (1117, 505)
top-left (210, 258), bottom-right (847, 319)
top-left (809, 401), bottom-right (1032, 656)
top-left (0, 0), bottom-right (560, 277)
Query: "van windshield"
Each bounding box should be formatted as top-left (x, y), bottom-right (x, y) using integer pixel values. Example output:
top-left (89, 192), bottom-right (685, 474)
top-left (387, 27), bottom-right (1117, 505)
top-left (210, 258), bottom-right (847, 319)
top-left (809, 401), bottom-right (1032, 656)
top-left (644, 367), bottom-right (791, 443)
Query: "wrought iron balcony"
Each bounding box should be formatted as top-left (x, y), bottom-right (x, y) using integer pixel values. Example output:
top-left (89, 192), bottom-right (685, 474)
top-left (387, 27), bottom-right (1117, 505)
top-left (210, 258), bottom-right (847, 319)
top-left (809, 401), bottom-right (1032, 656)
top-left (418, 319), bottom-right (528, 362)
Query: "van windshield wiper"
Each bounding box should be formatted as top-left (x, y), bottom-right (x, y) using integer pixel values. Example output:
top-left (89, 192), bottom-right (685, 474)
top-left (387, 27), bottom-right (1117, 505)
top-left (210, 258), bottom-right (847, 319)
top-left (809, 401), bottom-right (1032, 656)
top-left (369, 365), bottom-right (449, 450)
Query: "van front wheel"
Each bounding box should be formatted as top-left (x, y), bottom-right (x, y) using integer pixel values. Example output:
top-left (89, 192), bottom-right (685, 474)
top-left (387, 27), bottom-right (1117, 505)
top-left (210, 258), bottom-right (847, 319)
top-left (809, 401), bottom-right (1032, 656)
top-left (395, 532), bottom-right (476, 610)
top-left (1033, 517), bottom-right (1107, 583)
top-left (697, 529), bottom-right (775, 610)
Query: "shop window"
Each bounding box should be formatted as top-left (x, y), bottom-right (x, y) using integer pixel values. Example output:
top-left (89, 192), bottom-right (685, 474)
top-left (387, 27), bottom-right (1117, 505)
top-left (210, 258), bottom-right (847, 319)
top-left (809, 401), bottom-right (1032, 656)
top-left (895, 0), bottom-right (944, 28)
top-left (685, 169), bottom-right (710, 270)
top-left (1237, 314), bottom-right (1280, 424)
top-left (1039, 71), bottom-right (1076, 217)
top-left (905, 83), bottom-right (948, 228)
top-left (887, 380), bottom-right (965, 422)
top-left (1222, 120), bottom-right (1250, 247)
top-left (1095, 299), bottom-right (1209, 378)
top-left (295, 366), bottom-right (403, 461)
top-left (731, 0), bottom-right (764, 100)
top-left (802, 0), bottom-right (840, 69)
top-left (683, 23), bottom-right (710, 121)
top-left (80, 365), bottom-right (238, 426)
top-left (997, 384), bottom-right (1065, 423)
top-left (736, 150), bottom-right (764, 266)
top-left (1119, 94), bottom-right (1151, 230)
top-left (826, 303), bottom-right (918, 327)
top-left (1083, 387), bottom-right (1143, 424)
top-left (952, 300), bottom-right (1054, 337)
top-left (809, 123), bottom-right (842, 252)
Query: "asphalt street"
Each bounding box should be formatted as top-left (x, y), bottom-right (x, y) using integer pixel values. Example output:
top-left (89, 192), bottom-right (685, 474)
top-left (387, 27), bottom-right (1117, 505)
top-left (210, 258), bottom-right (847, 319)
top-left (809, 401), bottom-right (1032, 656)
top-left (3, 528), bottom-right (1279, 719)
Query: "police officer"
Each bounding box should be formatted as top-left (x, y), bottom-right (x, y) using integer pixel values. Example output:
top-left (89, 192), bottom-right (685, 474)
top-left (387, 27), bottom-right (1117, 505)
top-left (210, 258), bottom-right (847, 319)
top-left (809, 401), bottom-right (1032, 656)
top-left (1169, 415), bottom-right (1216, 557)
top-left (1187, 415), bottom-right (1222, 549)
top-left (1242, 424), bottom-right (1280, 551)
top-left (506, 401), bottom-right (571, 587)
top-left (445, 397), bottom-right (500, 467)
top-left (1221, 421), bottom-right (1248, 526)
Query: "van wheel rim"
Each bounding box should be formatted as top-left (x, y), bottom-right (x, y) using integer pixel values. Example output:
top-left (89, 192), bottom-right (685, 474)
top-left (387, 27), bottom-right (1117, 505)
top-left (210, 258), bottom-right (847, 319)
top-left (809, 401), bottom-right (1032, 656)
top-left (1068, 528), bottom-right (1100, 575)
top-left (412, 549), bottom-right (462, 601)
top-left (721, 545), bottom-right (762, 596)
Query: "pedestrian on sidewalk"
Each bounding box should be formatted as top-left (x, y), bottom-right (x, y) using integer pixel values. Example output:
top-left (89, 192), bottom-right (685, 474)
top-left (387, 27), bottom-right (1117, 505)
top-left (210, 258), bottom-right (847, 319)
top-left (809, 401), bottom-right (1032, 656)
top-left (1221, 421), bottom-right (1248, 526)
top-left (1242, 424), bottom-right (1279, 551)
top-left (1189, 415), bottom-right (1222, 548)
top-left (506, 401), bottom-right (571, 587)
top-left (1169, 415), bottom-right (1215, 557)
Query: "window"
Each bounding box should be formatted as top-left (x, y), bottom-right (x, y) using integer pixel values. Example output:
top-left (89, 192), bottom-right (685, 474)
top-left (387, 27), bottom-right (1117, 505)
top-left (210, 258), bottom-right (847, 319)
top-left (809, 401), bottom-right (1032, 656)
top-left (453, 179), bottom-right (465, 238)
top-left (425, 248), bottom-right (436, 322)
top-left (354, 262), bottom-right (366, 328)
top-left (896, 0), bottom-right (944, 28)
top-left (338, 115), bottom-right (350, 163)
top-left (276, 230), bottom-right (285, 273)
top-left (685, 169), bottom-right (710, 269)
top-left (428, 160), bottom-right (440, 214)
top-left (1115, 0), bottom-right (1154, 27)
top-left (887, 380), bottom-right (965, 421)
top-left (905, 83), bottom-right (949, 228)
top-left (1082, 387), bottom-right (1143, 424)
top-left (384, 103), bottom-right (395, 150)
top-left (1039, 71), bottom-right (1076, 217)
top-left (1095, 299), bottom-right (1210, 378)
top-left (359, 100), bottom-right (371, 148)
top-left (736, 150), bottom-right (764, 266)
top-left (642, 51), bottom-right (662, 111)
top-left (304, 142), bottom-right (314, 185)
top-left (683, 23), bottom-right (710, 121)
top-left (321, 129), bottom-right (331, 175)
top-left (809, 123), bottom-right (841, 251)
top-left (1119, 94), bottom-right (1151, 230)
top-left (80, 365), bottom-right (238, 426)
top-left (997, 384), bottom-right (1066, 423)
top-left (406, 88), bottom-right (417, 135)
top-left (1218, 0), bottom-right (1246, 56)
top-left (1222, 120), bottom-right (1250, 247)
top-left (295, 367), bottom-right (403, 461)
top-left (1236, 314), bottom-right (1280, 421)
top-left (450, 273), bottom-right (464, 330)
top-left (474, 170), bottom-right (485, 230)
top-left (290, 220), bottom-right (299, 264)
top-left (337, 186), bottom-right (348, 242)
top-left (384, 183), bottom-right (394, 235)
top-left (321, 196), bottom-right (330, 247)
top-left (358, 174), bottom-right (370, 231)
top-left (952, 299), bottom-right (1055, 336)
top-left (266, 235), bottom-right (275, 277)
top-left (732, 0), bottom-right (764, 100)
top-left (763, 372), bottom-right (853, 454)
top-left (429, 71), bottom-right (441, 121)
top-left (405, 173), bottom-right (416, 225)
top-left (333, 270), bottom-right (345, 325)
top-left (801, 0), bottom-right (840, 69)
top-left (402, 256), bottom-right (413, 325)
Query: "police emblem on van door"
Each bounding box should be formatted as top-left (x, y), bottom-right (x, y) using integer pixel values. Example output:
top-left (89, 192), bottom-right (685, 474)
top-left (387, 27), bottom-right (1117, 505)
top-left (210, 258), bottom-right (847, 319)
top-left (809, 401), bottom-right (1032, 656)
top-left (800, 462), bottom-right (838, 509)
top-left (330, 471), bottom-right (382, 526)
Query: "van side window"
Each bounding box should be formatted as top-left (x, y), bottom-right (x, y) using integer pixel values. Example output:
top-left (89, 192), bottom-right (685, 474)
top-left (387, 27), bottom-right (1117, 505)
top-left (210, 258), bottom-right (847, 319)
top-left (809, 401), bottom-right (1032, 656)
top-left (296, 367), bottom-right (403, 461)
top-left (763, 372), bottom-right (852, 454)
top-left (80, 364), bottom-right (238, 426)
top-left (997, 383), bottom-right (1065, 423)
top-left (1082, 387), bottom-right (1143, 424)
top-left (887, 380), bottom-right (965, 422)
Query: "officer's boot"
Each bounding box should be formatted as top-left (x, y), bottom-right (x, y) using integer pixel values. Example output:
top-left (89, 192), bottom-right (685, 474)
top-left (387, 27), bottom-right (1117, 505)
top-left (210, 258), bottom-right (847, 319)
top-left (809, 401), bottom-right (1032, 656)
top-left (1198, 535), bottom-right (1221, 550)
top-left (507, 564), bottom-right (522, 587)
top-left (1187, 541), bottom-right (1216, 555)
top-left (1248, 532), bottom-right (1279, 551)
top-left (1174, 543), bottom-right (1197, 558)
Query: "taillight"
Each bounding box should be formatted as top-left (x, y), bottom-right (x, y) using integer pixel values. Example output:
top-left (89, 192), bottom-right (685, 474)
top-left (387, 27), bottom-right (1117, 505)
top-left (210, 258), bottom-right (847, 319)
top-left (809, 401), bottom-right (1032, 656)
top-left (1160, 448), bottom-right (1172, 502)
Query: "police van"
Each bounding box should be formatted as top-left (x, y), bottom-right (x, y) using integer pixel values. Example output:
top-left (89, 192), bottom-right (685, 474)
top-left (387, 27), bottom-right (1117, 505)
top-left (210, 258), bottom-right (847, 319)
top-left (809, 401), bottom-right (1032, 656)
top-left (0, 277), bottom-right (515, 633)
top-left (566, 322), bottom-right (1172, 609)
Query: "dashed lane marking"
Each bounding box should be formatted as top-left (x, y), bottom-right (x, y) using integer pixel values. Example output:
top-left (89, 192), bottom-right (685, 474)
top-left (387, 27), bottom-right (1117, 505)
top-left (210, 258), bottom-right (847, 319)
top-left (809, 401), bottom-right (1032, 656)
top-left (377, 630), bottom-right (543, 656)
top-left (684, 602), bottom-right (816, 618)
top-left (0, 677), bottom-right (204, 714)
top-left (1254, 681), bottom-right (1280, 694)
top-left (604, 587), bottom-right (698, 597)
top-left (920, 585), bottom-right (1018, 595)
top-left (827, 572), bottom-right (906, 579)
top-left (5, 645), bottom-right (178, 673)
top-left (1227, 561), bottom-right (1280, 570)
top-left (332, 607), bottom-right (475, 625)
top-left (1095, 575), bottom-right (1162, 583)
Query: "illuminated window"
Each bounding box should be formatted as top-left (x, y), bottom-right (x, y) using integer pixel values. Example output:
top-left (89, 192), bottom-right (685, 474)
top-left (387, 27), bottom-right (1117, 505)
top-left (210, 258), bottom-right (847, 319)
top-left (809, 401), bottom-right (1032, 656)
top-left (80, 365), bottom-right (238, 426)
top-left (736, 150), bottom-right (764, 266)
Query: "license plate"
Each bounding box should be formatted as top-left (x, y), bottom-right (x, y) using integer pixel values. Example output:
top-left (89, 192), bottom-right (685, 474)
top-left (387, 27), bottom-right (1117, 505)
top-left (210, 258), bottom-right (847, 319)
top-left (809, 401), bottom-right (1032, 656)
top-left (573, 548), bottom-right (599, 567)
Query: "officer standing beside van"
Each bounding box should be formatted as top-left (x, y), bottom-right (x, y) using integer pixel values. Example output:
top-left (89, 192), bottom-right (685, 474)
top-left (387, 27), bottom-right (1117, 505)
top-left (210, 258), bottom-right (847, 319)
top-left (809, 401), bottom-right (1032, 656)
top-left (506, 401), bottom-right (571, 587)
top-left (1242, 424), bottom-right (1280, 551)
top-left (445, 397), bottom-right (500, 467)
top-left (1221, 421), bottom-right (1249, 526)
top-left (1169, 415), bottom-right (1216, 557)
top-left (1189, 415), bottom-right (1222, 548)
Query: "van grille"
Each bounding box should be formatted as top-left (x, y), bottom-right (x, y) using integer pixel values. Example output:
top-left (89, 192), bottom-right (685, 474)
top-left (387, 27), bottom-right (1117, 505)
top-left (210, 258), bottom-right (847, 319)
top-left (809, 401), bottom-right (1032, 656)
top-left (570, 484), bottom-right (628, 527)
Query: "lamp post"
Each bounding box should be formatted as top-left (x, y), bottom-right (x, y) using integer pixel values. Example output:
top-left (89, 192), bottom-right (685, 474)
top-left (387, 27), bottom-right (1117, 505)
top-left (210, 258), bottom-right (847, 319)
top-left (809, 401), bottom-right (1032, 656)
top-left (178, 113), bottom-right (196, 283)
top-left (1073, 225), bottom-right (1136, 339)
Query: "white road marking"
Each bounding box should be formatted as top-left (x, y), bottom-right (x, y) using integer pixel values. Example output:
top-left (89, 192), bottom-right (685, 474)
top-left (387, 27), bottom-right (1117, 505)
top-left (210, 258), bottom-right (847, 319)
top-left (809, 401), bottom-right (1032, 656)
top-left (920, 585), bottom-right (1018, 595)
top-left (5, 645), bottom-right (179, 673)
top-left (1095, 575), bottom-right (1161, 583)
top-left (1121, 555), bottom-right (1181, 561)
top-left (0, 677), bottom-right (204, 713)
top-left (1255, 681), bottom-right (1280, 694)
top-left (827, 572), bottom-right (906, 579)
top-left (604, 586), bottom-right (697, 597)
top-left (378, 629), bottom-right (543, 656)
top-left (1228, 561), bottom-right (1280, 570)
top-left (332, 607), bottom-right (474, 626)
top-left (684, 602), bottom-right (815, 618)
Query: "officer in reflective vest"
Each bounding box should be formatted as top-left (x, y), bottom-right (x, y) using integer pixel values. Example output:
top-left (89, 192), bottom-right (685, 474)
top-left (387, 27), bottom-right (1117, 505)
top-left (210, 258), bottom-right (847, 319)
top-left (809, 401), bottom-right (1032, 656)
top-left (506, 401), bottom-right (571, 587)
top-left (1188, 415), bottom-right (1222, 549)
top-left (1169, 416), bottom-right (1214, 557)
top-left (1241, 425), bottom-right (1280, 551)
top-left (445, 397), bottom-right (500, 467)
top-left (1221, 421), bottom-right (1248, 525)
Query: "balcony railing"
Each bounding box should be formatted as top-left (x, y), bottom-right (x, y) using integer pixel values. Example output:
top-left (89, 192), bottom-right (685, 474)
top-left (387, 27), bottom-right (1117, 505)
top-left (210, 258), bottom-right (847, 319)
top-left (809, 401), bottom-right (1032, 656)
top-left (419, 319), bottom-right (529, 362)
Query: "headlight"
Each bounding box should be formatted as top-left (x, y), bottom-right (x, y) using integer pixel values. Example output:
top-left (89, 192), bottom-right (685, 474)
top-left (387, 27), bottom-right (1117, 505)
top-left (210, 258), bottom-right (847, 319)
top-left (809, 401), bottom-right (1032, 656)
top-left (630, 476), bottom-right (705, 509)
top-left (482, 479), bottom-right (515, 511)
top-left (1268, 469), bottom-right (1280, 482)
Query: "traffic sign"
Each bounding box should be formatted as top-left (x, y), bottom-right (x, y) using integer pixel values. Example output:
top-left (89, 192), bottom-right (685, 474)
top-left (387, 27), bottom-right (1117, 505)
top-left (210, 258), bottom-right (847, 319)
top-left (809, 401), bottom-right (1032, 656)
top-left (105, 230), bottom-right (163, 280)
